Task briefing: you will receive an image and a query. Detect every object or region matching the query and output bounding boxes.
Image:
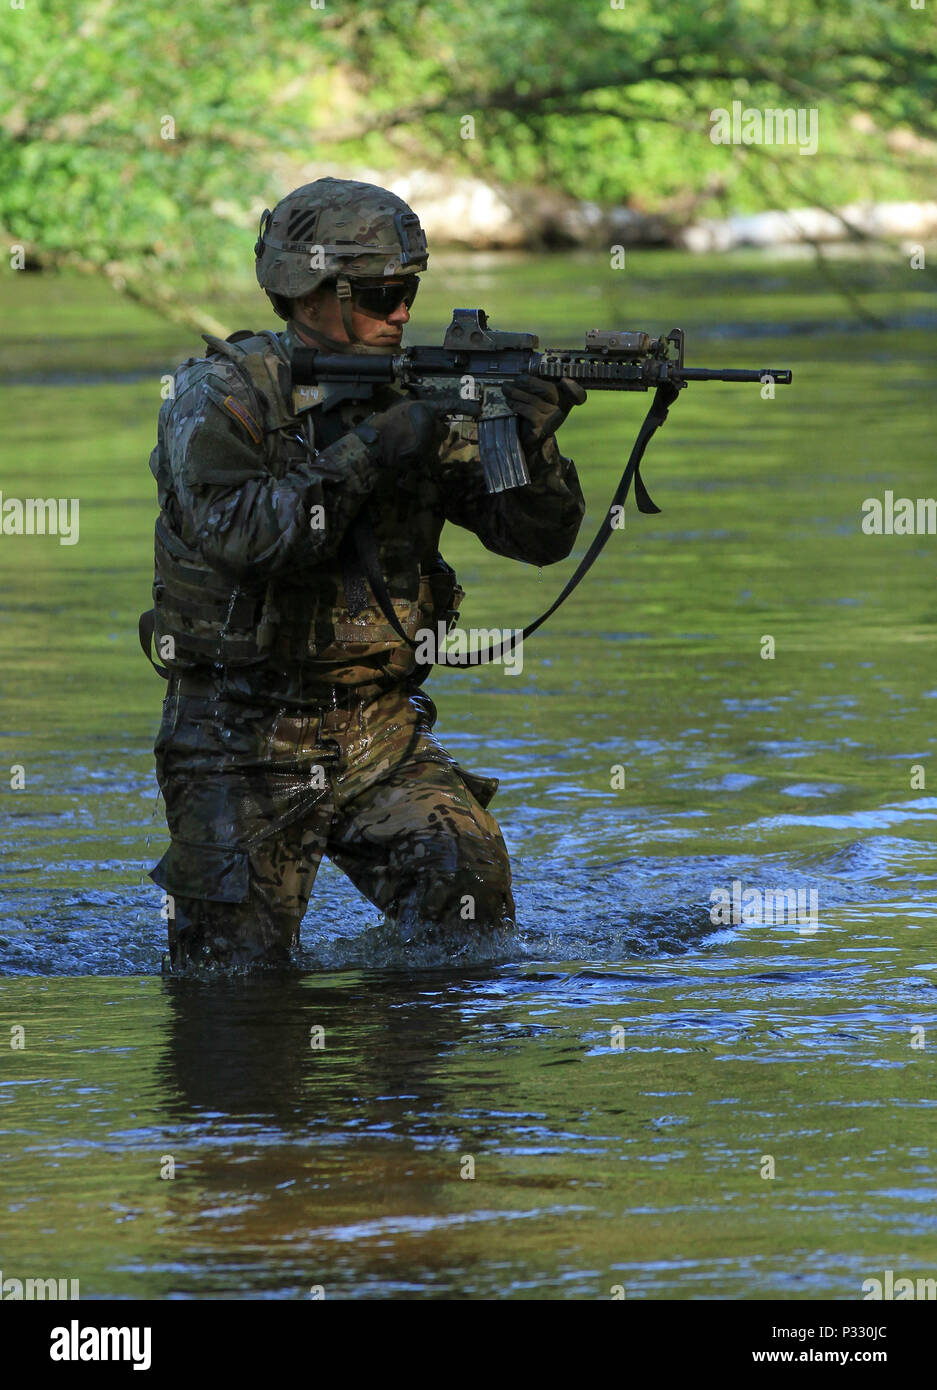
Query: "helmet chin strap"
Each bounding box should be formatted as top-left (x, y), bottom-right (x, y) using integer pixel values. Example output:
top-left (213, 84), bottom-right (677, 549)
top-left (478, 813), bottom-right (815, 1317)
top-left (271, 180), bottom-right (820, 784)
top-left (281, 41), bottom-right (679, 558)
top-left (290, 299), bottom-right (393, 358)
top-left (295, 275), bottom-right (398, 356)
top-left (335, 275), bottom-right (357, 343)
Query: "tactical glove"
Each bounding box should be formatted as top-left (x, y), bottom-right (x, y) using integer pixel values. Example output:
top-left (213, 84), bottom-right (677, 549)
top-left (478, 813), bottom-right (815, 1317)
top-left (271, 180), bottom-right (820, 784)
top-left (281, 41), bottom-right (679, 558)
top-left (501, 375), bottom-right (587, 449)
top-left (358, 397), bottom-right (449, 469)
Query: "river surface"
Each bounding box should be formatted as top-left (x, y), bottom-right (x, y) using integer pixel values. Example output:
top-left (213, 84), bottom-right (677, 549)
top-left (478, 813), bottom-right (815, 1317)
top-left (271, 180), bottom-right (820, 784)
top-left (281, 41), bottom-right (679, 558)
top-left (1, 250), bottom-right (935, 1298)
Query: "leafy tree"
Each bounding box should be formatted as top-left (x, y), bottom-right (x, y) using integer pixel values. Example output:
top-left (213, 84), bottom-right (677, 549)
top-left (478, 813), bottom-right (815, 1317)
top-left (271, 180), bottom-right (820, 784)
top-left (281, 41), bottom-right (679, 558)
top-left (1, 0), bottom-right (933, 329)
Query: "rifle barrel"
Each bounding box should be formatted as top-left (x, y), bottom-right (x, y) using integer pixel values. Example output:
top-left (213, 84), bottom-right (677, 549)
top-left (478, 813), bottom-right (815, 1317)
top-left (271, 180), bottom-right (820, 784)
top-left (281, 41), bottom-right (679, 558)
top-left (680, 367), bottom-right (792, 384)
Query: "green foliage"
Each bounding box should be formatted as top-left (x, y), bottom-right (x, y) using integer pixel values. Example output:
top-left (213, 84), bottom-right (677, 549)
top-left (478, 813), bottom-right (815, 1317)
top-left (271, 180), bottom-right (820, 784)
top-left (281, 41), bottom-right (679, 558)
top-left (1, 0), bottom-right (933, 318)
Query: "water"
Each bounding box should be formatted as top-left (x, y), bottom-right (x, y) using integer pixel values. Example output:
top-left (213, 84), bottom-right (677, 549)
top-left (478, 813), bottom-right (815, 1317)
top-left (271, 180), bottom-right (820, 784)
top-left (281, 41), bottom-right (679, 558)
top-left (1, 250), bottom-right (935, 1298)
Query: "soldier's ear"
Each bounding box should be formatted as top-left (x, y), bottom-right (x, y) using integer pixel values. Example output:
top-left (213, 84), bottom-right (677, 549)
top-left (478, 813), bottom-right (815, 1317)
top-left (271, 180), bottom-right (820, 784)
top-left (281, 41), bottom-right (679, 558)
top-left (295, 288), bottom-right (321, 321)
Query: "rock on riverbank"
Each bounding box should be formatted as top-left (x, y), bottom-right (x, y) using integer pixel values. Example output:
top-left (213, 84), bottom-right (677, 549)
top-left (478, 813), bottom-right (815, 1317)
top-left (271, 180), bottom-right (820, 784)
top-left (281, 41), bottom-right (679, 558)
top-left (257, 161), bottom-right (937, 252)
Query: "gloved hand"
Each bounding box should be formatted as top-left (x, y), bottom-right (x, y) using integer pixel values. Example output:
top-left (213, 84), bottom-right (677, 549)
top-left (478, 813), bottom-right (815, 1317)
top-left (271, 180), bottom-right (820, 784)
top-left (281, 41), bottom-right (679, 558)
top-left (361, 397), bottom-right (449, 469)
top-left (501, 375), bottom-right (587, 449)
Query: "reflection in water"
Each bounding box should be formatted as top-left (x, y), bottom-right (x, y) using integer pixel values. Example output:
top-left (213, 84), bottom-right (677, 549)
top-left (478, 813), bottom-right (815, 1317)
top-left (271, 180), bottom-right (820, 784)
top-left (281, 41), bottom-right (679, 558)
top-left (2, 946), bottom-right (935, 1299)
top-left (151, 971), bottom-right (502, 1296)
top-left (159, 970), bottom-right (473, 1130)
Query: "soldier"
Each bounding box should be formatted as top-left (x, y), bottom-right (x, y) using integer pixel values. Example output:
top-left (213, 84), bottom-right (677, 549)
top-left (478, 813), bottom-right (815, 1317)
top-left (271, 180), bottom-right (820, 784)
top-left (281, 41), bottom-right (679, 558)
top-left (142, 177), bottom-right (587, 972)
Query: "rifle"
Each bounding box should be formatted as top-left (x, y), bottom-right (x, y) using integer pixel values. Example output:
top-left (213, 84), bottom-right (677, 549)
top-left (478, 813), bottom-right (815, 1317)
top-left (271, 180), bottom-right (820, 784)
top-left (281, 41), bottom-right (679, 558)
top-left (289, 309), bottom-right (793, 666)
top-left (291, 307), bottom-right (792, 494)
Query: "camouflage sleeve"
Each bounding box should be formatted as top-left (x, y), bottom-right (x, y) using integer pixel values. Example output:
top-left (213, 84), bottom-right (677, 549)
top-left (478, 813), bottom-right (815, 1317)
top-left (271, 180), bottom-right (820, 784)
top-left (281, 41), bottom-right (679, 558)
top-left (154, 360), bottom-right (384, 581)
top-left (434, 418), bottom-right (585, 565)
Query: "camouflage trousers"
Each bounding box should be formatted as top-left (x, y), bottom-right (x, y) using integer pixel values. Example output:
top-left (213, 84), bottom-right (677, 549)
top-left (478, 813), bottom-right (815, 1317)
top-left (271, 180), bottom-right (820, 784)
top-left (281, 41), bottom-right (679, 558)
top-left (150, 681), bottom-right (515, 970)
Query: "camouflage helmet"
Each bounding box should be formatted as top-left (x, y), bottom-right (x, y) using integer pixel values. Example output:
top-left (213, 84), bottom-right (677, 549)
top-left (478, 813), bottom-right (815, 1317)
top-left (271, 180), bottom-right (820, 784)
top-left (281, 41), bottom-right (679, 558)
top-left (254, 177), bottom-right (428, 323)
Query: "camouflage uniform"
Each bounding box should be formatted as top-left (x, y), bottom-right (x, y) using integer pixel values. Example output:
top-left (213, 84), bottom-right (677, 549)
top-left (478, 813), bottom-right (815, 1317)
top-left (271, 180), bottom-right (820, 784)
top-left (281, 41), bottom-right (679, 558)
top-left (144, 180), bottom-right (585, 971)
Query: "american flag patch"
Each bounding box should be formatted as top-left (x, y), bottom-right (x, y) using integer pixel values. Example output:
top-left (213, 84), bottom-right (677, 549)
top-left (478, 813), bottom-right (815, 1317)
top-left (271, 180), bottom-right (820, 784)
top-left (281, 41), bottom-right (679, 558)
top-left (222, 395), bottom-right (262, 444)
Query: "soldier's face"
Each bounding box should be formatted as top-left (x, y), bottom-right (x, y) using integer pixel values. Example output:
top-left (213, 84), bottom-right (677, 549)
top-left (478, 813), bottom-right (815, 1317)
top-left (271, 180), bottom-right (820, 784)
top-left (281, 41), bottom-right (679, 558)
top-left (296, 283), bottom-right (411, 348)
top-left (350, 287), bottom-right (411, 346)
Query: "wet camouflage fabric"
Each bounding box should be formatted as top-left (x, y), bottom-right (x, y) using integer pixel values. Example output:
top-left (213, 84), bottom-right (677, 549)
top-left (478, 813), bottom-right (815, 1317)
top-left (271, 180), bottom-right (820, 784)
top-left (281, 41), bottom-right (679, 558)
top-left (255, 177), bottom-right (428, 313)
top-left (152, 685), bottom-right (514, 971)
top-left (148, 317), bottom-right (584, 969)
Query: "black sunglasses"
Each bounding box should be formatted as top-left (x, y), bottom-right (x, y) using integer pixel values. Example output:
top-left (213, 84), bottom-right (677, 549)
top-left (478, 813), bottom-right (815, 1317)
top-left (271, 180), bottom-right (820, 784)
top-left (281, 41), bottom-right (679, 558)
top-left (351, 279), bottom-right (419, 317)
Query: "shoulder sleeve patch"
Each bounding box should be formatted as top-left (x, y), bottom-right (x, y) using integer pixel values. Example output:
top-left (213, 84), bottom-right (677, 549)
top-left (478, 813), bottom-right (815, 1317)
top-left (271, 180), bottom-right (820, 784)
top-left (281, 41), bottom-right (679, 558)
top-left (221, 394), bottom-right (262, 444)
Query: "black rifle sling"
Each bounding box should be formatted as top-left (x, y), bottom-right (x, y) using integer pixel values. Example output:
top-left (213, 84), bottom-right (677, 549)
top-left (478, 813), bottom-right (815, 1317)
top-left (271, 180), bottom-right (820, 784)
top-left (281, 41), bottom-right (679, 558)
top-left (139, 607), bottom-right (172, 680)
top-left (353, 383), bottom-right (681, 667)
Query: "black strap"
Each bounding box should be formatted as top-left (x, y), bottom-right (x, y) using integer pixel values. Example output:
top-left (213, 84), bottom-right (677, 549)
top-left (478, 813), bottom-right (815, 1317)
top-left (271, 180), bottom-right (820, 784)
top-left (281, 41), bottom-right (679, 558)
top-left (139, 608), bottom-right (172, 680)
top-left (349, 507), bottom-right (435, 670)
top-left (338, 528), bottom-right (371, 617)
top-left (354, 383), bottom-right (681, 666)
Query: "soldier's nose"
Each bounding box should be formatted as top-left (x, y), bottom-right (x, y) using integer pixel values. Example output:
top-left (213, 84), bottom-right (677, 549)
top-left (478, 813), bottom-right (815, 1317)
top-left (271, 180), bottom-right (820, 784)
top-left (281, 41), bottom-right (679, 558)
top-left (388, 302), bottom-right (410, 325)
